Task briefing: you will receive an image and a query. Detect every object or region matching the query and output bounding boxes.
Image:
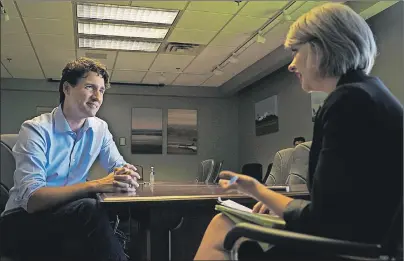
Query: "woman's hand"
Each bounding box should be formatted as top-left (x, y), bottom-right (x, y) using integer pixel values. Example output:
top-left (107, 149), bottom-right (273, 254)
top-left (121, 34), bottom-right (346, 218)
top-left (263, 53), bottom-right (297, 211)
top-left (252, 201), bottom-right (270, 214)
top-left (218, 170), bottom-right (262, 197)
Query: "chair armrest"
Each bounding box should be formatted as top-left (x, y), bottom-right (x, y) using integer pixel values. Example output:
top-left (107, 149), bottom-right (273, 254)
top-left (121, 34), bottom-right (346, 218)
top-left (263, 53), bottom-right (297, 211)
top-left (224, 223), bottom-right (382, 258)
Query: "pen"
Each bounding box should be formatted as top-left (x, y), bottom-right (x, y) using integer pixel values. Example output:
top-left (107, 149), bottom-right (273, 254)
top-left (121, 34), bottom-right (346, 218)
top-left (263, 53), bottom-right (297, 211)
top-left (228, 176), bottom-right (238, 185)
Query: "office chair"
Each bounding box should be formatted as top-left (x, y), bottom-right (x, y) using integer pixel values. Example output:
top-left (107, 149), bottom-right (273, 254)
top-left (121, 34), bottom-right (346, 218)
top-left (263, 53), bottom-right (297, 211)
top-left (209, 160), bottom-right (223, 184)
top-left (0, 135), bottom-right (19, 261)
top-left (224, 202), bottom-right (403, 261)
top-left (262, 163), bottom-right (273, 184)
top-left (241, 163), bottom-right (263, 183)
top-left (0, 134), bottom-right (18, 191)
top-left (265, 148), bottom-right (294, 185)
top-left (286, 142), bottom-right (312, 185)
top-left (0, 182), bottom-right (9, 214)
top-left (196, 159), bottom-right (215, 183)
top-left (0, 134), bottom-right (18, 214)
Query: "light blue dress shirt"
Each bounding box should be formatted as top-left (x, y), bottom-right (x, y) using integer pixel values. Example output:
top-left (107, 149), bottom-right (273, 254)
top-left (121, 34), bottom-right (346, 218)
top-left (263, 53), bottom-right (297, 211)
top-left (2, 105), bottom-right (126, 215)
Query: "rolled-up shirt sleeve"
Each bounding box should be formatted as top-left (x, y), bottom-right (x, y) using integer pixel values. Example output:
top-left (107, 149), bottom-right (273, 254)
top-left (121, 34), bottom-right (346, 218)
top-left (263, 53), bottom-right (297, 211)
top-left (99, 122), bottom-right (126, 174)
top-left (13, 121), bottom-right (48, 211)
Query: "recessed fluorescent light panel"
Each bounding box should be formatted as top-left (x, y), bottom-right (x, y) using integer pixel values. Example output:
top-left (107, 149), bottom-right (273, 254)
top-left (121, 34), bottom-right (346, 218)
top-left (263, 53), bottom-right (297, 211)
top-left (79, 38), bottom-right (161, 52)
top-left (77, 3), bottom-right (178, 25)
top-left (78, 22), bottom-right (169, 39)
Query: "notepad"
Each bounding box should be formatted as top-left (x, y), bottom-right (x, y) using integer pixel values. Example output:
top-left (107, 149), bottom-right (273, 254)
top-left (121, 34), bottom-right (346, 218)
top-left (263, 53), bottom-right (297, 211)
top-left (217, 197), bottom-right (253, 213)
top-left (216, 198), bottom-right (286, 229)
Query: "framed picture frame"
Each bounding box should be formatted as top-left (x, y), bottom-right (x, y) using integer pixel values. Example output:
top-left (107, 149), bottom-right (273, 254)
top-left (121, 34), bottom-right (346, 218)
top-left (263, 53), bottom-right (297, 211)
top-left (255, 95), bottom-right (279, 136)
top-left (131, 108), bottom-right (163, 154)
top-left (167, 109), bottom-right (198, 155)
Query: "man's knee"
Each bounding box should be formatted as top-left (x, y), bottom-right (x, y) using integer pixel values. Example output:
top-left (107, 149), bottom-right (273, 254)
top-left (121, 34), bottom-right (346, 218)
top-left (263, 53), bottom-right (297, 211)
top-left (63, 198), bottom-right (105, 225)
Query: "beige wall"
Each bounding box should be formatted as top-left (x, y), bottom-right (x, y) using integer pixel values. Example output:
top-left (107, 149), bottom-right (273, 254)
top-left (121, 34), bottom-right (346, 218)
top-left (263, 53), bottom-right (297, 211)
top-left (368, 2), bottom-right (404, 103)
top-left (0, 88), bottom-right (239, 181)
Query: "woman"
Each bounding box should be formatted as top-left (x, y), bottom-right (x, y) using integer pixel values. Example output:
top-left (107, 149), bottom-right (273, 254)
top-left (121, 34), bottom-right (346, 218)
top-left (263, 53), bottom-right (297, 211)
top-left (194, 3), bottom-right (402, 260)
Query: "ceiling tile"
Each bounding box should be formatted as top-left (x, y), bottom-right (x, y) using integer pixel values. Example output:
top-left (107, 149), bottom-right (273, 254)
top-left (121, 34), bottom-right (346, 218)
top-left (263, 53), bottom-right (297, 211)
top-left (209, 32), bottom-right (251, 47)
top-left (77, 49), bottom-right (117, 69)
top-left (222, 16), bottom-right (267, 34)
top-left (114, 52), bottom-right (157, 70)
top-left (30, 34), bottom-right (75, 50)
top-left (36, 49), bottom-right (76, 61)
top-left (1, 33), bottom-right (31, 47)
top-left (186, 1), bottom-right (246, 14)
top-left (17, 1), bottom-right (72, 19)
top-left (142, 71), bottom-right (179, 85)
top-left (185, 45), bottom-right (236, 73)
top-left (41, 65), bottom-right (64, 79)
top-left (224, 42), bottom-right (272, 74)
top-left (172, 73), bottom-right (212, 86)
top-left (200, 73), bottom-right (234, 87)
top-left (111, 70), bottom-right (146, 83)
top-left (238, 1), bottom-right (288, 18)
top-left (0, 16), bottom-right (26, 35)
top-left (1, 64), bottom-right (12, 78)
top-left (131, 1), bottom-right (188, 10)
top-left (1, 46), bottom-right (43, 79)
top-left (24, 18), bottom-right (74, 37)
top-left (287, 1), bottom-right (327, 20)
top-left (261, 19), bottom-right (292, 49)
top-left (175, 11), bottom-right (233, 31)
top-left (168, 28), bottom-right (217, 45)
top-left (218, 18), bottom-right (291, 77)
top-left (2, 0), bottom-right (20, 18)
top-left (222, 56), bottom-right (254, 77)
top-left (149, 54), bottom-right (195, 72)
top-left (1, 45), bottom-right (36, 65)
top-left (36, 49), bottom-right (76, 66)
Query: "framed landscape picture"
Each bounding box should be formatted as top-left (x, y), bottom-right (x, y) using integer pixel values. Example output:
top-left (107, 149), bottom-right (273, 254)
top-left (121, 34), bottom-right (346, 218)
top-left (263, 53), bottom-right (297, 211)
top-left (167, 109), bottom-right (198, 155)
top-left (131, 108), bottom-right (163, 154)
top-left (255, 95), bottom-right (279, 136)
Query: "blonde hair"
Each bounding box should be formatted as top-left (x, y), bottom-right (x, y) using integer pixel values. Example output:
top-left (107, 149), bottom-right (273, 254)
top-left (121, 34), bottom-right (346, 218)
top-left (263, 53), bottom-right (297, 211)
top-left (285, 3), bottom-right (377, 77)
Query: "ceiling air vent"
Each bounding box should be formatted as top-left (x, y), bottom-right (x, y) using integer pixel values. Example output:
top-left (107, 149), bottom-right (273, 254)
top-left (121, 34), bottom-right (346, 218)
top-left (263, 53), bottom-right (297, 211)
top-left (84, 52), bottom-right (108, 60)
top-left (164, 42), bottom-right (204, 55)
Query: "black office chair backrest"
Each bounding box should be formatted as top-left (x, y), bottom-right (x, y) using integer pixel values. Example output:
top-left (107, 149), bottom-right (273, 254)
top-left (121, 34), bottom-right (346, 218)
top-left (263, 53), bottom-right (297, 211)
top-left (0, 182), bottom-right (9, 214)
top-left (262, 163), bottom-right (273, 184)
top-left (241, 163), bottom-right (263, 183)
top-left (0, 134), bottom-right (19, 191)
top-left (381, 201), bottom-right (403, 259)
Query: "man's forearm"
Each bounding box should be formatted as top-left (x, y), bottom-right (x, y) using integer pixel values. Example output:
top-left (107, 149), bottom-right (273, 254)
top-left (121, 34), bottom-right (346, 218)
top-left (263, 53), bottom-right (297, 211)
top-left (26, 181), bottom-right (98, 213)
top-left (253, 184), bottom-right (294, 218)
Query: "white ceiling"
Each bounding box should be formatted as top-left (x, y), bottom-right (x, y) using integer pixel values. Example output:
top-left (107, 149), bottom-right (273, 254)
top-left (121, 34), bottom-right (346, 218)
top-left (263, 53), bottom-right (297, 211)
top-left (0, 0), bottom-right (399, 91)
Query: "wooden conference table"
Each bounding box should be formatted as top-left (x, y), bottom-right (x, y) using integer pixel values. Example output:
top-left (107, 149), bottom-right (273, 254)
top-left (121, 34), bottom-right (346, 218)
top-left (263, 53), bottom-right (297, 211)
top-left (97, 182), bottom-right (309, 261)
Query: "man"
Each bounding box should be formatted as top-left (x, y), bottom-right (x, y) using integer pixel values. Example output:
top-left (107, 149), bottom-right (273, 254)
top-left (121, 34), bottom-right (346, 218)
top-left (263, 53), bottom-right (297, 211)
top-left (0, 57), bottom-right (138, 261)
top-left (293, 136), bottom-right (306, 147)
